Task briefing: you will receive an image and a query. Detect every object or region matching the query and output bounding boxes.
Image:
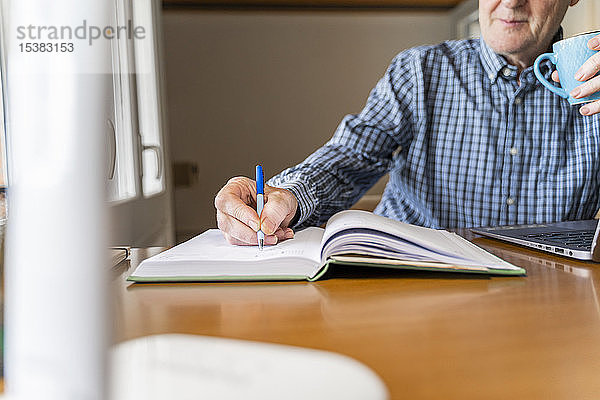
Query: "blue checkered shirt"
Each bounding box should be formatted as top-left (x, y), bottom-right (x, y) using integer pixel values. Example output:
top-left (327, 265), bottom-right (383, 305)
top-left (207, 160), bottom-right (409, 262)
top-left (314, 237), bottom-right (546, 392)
top-left (268, 36), bottom-right (600, 229)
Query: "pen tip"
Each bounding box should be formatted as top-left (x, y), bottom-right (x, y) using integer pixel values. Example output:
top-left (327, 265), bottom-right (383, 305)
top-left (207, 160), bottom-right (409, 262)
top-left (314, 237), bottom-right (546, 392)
top-left (259, 239), bottom-right (264, 250)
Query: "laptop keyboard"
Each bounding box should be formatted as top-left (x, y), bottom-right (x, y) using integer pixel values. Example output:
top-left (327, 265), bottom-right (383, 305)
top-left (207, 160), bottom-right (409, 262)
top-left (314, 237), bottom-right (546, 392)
top-left (521, 230), bottom-right (595, 250)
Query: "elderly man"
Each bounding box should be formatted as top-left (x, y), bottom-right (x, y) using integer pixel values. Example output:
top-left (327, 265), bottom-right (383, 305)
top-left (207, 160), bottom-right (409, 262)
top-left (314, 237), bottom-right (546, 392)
top-left (215, 0), bottom-right (600, 246)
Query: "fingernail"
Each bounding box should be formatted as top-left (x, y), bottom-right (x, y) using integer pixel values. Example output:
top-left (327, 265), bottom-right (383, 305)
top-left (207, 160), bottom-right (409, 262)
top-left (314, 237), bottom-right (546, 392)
top-left (261, 219), bottom-right (275, 234)
top-left (265, 235), bottom-right (278, 245)
top-left (284, 229), bottom-right (294, 239)
top-left (580, 106), bottom-right (591, 115)
top-left (570, 87), bottom-right (581, 98)
top-left (575, 71), bottom-right (585, 81)
top-left (590, 37), bottom-right (600, 49)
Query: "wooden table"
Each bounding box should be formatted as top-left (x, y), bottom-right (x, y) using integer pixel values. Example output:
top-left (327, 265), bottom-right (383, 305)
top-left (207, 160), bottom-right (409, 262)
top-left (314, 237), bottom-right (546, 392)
top-left (113, 234), bottom-right (600, 400)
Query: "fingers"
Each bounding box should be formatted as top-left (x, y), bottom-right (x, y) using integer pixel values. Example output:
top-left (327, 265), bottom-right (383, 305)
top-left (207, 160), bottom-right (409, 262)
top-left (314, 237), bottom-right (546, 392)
top-left (272, 227), bottom-right (295, 242)
top-left (284, 228), bottom-right (295, 239)
top-left (221, 232), bottom-right (258, 246)
top-left (218, 210), bottom-right (279, 245)
top-left (222, 232), bottom-right (278, 246)
top-left (220, 229), bottom-right (294, 246)
top-left (588, 35), bottom-right (600, 51)
top-left (214, 177), bottom-right (260, 231)
top-left (571, 37), bottom-right (600, 110)
top-left (217, 209), bottom-right (259, 244)
top-left (570, 75), bottom-right (600, 102)
top-left (218, 210), bottom-right (295, 245)
top-left (215, 177), bottom-right (297, 246)
top-left (574, 51), bottom-right (600, 82)
top-left (260, 198), bottom-right (289, 234)
top-left (551, 70), bottom-right (560, 83)
top-left (579, 100), bottom-right (600, 117)
top-left (260, 187), bottom-right (298, 235)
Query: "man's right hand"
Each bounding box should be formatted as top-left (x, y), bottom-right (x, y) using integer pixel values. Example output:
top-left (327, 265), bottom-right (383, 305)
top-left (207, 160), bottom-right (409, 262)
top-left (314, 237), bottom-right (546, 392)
top-left (214, 176), bottom-right (298, 246)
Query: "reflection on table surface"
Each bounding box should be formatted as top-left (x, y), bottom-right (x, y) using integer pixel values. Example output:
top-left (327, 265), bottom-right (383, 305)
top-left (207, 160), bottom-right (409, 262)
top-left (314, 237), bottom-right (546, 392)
top-left (113, 237), bottom-right (600, 400)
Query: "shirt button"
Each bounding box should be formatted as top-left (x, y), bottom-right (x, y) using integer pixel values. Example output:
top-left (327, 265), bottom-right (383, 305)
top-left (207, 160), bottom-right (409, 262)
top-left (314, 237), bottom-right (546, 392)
top-left (502, 67), bottom-right (512, 77)
top-left (506, 197), bottom-right (515, 206)
top-left (510, 147), bottom-right (518, 156)
top-left (488, 73), bottom-right (496, 81)
top-left (514, 97), bottom-right (522, 105)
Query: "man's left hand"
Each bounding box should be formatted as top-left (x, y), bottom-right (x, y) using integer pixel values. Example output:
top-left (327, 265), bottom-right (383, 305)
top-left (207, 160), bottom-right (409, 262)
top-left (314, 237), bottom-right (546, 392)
top-left (552, 33), bottom-right (600, 116)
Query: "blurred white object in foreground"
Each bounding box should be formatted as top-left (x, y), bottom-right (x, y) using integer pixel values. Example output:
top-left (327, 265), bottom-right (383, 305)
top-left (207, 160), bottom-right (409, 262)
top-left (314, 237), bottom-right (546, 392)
top-left (111, 334), bottom-right (389, 400)
top-left (3, 1), bottom-right (111, 399)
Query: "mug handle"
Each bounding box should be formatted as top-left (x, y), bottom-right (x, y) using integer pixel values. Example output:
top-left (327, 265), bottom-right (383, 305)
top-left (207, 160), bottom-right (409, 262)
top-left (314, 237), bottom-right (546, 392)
top-left (534, 53), bottom-right (569, 99)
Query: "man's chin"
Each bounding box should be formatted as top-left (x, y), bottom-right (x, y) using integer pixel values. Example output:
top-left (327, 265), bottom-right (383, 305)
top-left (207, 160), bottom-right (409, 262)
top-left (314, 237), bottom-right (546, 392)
top-left (484, 31), bottom-right (533, 56)
top-left (492, 43), bottom-right (529, 55)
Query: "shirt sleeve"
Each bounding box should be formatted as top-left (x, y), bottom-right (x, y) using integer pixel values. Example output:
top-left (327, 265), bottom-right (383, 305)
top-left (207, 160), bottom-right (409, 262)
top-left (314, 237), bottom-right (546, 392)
top-left (588, 113), bottom-right (600, 217)
top-left (267, 50), bottom-right (420, 229)
top-left (589, 113), bottom-right (600, 136)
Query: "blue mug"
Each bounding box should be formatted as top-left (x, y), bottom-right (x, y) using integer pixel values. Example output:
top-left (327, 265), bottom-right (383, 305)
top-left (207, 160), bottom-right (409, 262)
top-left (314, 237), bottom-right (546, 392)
top-left (534, 31), bottom-right (600, 105)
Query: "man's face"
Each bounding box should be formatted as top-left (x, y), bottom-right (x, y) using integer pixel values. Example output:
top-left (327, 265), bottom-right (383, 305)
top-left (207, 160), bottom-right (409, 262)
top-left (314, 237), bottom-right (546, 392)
top-left (479, 0), bottom-right (578, 64)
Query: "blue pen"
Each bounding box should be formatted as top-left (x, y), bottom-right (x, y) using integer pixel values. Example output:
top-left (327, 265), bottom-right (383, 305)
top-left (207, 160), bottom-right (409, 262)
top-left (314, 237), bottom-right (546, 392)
top-left (256, 165), bottom-right (265, 250)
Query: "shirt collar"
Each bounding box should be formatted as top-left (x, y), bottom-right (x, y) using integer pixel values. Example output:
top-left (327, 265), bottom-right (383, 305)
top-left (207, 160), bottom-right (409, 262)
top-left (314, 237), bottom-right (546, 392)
top-left (479, 27), bottom-right (564, 84)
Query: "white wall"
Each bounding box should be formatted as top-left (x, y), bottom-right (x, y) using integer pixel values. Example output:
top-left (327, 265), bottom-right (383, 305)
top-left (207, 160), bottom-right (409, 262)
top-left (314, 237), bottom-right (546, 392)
top-left (562, 0), bottom-right (599, 36)
top-left (163, 10), bottom-right (453, 238)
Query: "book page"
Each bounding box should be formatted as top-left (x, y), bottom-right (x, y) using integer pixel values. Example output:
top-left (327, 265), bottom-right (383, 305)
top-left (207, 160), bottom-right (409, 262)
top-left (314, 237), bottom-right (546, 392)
top-left (438, 231), bottom-right (521, 270)
top-left (130, 227), bottom-right (325, 280)
top-left (152, 228), bottom-right (323, 264)
top-left (322, 210), bottom-right (520, 271)
top-left (322, 210), bottom-right (462, 254)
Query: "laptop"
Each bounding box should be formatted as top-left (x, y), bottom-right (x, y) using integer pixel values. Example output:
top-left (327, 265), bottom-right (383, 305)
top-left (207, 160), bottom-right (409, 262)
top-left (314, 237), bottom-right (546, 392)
top-left (471, 220), bottom-right (600, 261)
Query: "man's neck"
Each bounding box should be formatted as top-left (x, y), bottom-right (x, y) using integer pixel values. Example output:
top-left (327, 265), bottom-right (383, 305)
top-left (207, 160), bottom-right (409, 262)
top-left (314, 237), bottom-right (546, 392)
top-left (501, 29), bottom-right (562, 75)
top-left (503, 53), bottom-right (535, 75)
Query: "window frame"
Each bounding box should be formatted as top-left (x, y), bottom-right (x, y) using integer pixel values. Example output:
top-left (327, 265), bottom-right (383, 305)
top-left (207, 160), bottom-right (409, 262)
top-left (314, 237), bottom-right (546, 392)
top-left (162, 0), bottom-right (462, 9)
top-left (133, 0), bottom-right (168, 198)
top-left (107, 0), bottom-right (174, 247)
top-left (0, 0), bottom-right (9, 220)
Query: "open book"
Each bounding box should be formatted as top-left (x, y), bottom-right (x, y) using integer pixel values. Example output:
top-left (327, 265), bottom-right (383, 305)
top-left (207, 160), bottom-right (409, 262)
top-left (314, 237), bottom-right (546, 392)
top-left (128, 210), bottom-right (525, 282)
